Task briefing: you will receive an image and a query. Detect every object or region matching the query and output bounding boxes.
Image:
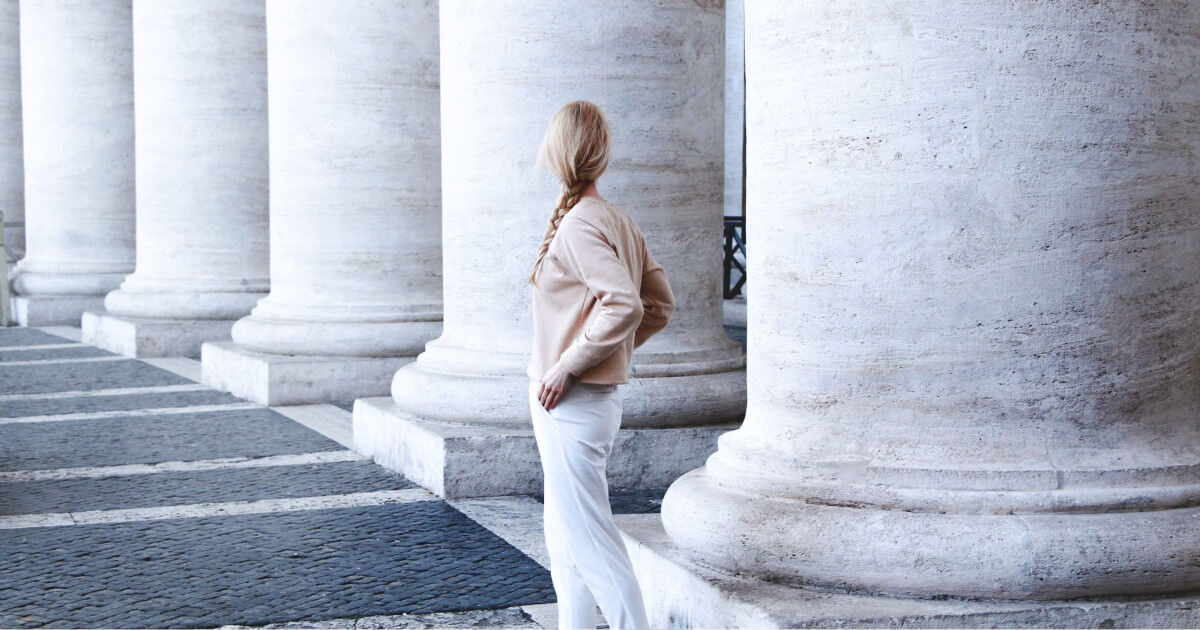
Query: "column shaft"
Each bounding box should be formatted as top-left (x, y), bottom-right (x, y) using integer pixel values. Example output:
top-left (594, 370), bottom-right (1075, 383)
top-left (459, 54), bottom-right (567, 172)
top-left (661, 0), bottom-right (1200, 600)
top-left (103, 0), bottom-right (268, 320)
top-left (0, 0), bottom-right (21, 264)
top-left (389, 0), bottom-right (744, 429)
top-left (12, 0), bottom-right (135, 324)
top-left (203, 0), bottom-right (442, 405)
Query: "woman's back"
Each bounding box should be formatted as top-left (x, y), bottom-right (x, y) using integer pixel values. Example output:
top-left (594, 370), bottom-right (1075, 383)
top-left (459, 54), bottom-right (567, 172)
top-left (527, 196), bottom-right (674, 385)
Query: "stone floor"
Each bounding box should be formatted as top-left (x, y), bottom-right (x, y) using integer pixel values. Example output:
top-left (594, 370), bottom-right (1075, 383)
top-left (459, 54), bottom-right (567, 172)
top-left (0, 325), bottom-right (678, 629)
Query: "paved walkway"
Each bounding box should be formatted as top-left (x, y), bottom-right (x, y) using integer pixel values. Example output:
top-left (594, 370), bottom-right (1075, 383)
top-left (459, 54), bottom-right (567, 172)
top-left (0, 326), bottom-right (670, 629)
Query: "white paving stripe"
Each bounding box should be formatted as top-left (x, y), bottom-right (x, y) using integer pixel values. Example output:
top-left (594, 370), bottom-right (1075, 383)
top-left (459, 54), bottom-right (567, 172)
top-left (0, 383), bottom-right (209, 402)
top-left (0, 401), bottom-right (263, 425)
top-left (449, 495), bottom-right (551, 571)
top-left (269, 403), bottom-right (355, 449)
top-left (0, 450), bottom-right (367, 482)
top-left (140, 356), bottom-right (203, 382)
top-left (33, 325), bottom-right (82, 342)
top-left (0, 354), bottom-right (128, 367)
top-left (0, 342), bottom-right (88, 353)
top-left (0, 488), bottom-right (439, 529)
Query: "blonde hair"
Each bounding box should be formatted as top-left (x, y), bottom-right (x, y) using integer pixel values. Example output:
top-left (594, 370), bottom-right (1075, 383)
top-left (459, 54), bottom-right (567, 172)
top-left (529, 100), bottom-right (611, 285)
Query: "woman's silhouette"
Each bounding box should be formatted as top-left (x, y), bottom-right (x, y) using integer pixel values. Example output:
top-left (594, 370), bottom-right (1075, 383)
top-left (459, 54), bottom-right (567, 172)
top-left (526, 100), bottom-right (675, 630)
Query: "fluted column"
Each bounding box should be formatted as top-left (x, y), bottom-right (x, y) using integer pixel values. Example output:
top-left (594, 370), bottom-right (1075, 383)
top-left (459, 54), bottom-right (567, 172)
top-left (202, 0), bottom-right (441, 405)
top-left (661, 0), bottom-right (1200, 601)
top-left (1, 0), bottom-right (22, 265)
top-left (388, 0), bottom-right (744, 429)
top-left (82, 0), bottom-right (268, 357)
top-left (11, 0), bottom-right (134, 325)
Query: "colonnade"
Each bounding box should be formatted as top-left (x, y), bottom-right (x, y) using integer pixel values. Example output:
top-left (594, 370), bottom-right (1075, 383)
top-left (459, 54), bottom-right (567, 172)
top-left (3, 0), bottom-right (1198, 626)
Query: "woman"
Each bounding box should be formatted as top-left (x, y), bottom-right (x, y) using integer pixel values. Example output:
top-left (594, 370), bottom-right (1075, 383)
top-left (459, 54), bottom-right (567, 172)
top-left (526, 100), bottom-right (676, 630)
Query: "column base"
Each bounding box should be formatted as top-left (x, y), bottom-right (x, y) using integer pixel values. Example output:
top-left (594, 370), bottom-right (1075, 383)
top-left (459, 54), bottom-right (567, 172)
top-left (200, 340), bottom-right (413, 406)
top-left (81, 311), bottom-right (237, 358)
top-left (392, 360), bottom-right (746, 429)
top-left (351, 395), bottom-right (738, 499)
top-left (13, 295), bottom-right (107, 326)
top-left (617, 513), bottom-right (1200, 629)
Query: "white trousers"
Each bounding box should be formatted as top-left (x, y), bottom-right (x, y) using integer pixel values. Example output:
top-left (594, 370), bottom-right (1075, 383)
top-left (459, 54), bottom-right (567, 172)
top-left (528, 379), bottom-right (651, 630)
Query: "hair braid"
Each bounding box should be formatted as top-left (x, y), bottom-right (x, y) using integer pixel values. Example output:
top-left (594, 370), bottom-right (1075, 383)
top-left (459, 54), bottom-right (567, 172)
top-left (530, 100), bottom-right (611, 285)
top-left (530, 177), bottom-right (590, 284)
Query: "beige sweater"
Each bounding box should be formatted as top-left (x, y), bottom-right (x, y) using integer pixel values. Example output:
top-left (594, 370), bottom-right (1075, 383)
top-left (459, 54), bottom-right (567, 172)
top-left (527, 197), bottom-right (676, 384)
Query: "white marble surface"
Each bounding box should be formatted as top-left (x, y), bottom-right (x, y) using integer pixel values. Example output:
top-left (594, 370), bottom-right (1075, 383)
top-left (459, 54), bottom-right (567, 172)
top-left (229, 0), bottom-right (442, 358)
top-left (102, 0), bottom-right (268, 323)
top-left (11, 0), bottom-right (134, 318)
top-left (660, 0), bottom-right (1200, 602)
top-left (390, 0), bottom-right (746, 429)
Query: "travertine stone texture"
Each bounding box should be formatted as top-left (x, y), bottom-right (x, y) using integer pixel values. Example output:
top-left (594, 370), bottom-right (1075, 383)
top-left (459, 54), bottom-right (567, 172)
top-left (1, 0), bottom-right (22, 264)
top-left (661, 0), bottom-right (1200, 601)
top-left (11, 0), bottom-right (134, 324)
top-left (102, 0), bottom-right (268, 322)
top-left (389, 0), bottom-right (745, 428)
top-left (353, 396), bottom-right (737, 499)
top-left (620, 514), bottom-right (1200, 628)
top-left (227, 0), bottom-right (441, 358)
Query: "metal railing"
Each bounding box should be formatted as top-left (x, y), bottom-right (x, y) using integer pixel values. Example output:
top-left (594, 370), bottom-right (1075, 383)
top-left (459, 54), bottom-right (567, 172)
top-left (722, 215), bottom-right (746, 299)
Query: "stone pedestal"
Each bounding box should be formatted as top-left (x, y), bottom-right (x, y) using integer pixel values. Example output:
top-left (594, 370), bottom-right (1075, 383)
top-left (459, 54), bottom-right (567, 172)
top-left (201, 342), bottom-right (414, 407)
top-left (82, 0), bottom-right (268, 357)
top-left (11, 0), bottom-right (135, 325)
top-left (1, 0), bottom-right (22, 266)
top-left (649, 1), bottom-right (1200, 620)
top-left (618, 513), bottom-right (1200, 629)
top-left (353, 396), bottom-right (737, 500)
top-left (359, 0), bottom-right (744, 498)
top-left (202, 0), bottom-right (442, 404)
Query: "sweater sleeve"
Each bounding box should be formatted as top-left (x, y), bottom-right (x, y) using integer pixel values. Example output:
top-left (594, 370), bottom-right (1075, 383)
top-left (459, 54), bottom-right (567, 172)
top-left (633, 245), bottom-right (675, 349)
top-left (553, 216), bottom-right (644, 378)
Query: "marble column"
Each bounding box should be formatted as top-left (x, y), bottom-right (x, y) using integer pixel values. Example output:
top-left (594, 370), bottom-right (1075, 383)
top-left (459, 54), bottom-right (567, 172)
top-left (82, 0), bottom-right (268, 357)
top-left (11, 0), bottom-right (134, 326)
top-left (652, 0), bottom-right (1200, 618)
top-left (354, 0), bottom-right (745, 499)
top-left (201, 0), bottom-right (441, 405)
top-left (723, 0), bottom-right (744, 222)
top-left (1, 0), bottom-right (22, 267)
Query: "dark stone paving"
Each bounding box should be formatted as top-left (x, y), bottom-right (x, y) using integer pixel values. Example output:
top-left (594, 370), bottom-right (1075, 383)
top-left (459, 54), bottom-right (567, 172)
top-left (0, 358), bottom-right (194, 395)
top-left (0, 327), bottom-right (74, 347)
top-left (724, 323), bottom-right (746, 353)
top-left (0, 345), bottom-right (114, 362)
top-left (608, 487), bottom-right (668, 514)
top-left (0, 388), bottom-right (244, 418)
top-left (0, 408), bottom-right (344, 472)
top-left (0, 501), bottom-right (556, 629)
top-left (0, 460), bottom-right (419, 516)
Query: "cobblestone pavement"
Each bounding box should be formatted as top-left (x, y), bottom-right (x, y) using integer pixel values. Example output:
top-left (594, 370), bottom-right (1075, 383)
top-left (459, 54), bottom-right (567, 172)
top-left (0, 326), bottom-right (672, 629)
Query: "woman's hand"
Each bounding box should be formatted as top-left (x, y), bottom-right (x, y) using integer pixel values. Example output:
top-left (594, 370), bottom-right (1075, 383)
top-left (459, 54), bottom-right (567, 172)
top-left (538, 359), bottom-right (576, 410)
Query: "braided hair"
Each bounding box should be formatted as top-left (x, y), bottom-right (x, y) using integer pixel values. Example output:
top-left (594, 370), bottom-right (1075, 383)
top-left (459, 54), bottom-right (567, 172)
top-left (530, 100), bottom-right (611, 285)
